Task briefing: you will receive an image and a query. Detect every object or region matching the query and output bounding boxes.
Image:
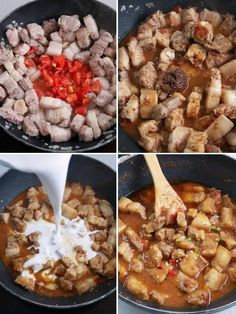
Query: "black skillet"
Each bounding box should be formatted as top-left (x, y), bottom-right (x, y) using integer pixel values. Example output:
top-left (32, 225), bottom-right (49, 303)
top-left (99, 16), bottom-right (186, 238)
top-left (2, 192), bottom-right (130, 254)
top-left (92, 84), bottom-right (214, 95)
top-left (0, 154), bottom-right (116, 308)
top-left (118, 0), bottom-right (236, 153)
top-left (119, 154), bottom-right (236, 313)
top-left (0, 0), bottom-right (116, 152)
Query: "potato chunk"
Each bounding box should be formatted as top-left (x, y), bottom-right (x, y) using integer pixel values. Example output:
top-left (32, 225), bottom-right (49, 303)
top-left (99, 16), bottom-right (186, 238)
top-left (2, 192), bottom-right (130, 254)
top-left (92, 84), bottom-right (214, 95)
top-left (180, 251), bottom-right (208, 278)
top-left (201, 233), bottom-right (219, 257)
top-left (227, 267), bottom-right (236, 282)
top-left (176, 271), bottom-right (198, 293)
top-left (118, 197), bottom-right (146, 219)
top-left (191, 213), bottom-right (211, 231)
top-left (124, 227), bottom-right (143, 251)
top-left (118, 218), bottom-right (126, 234)
top-left (62, 203), bottom-right (78, 219)
top-left (118, 241), bottom-right (133, 263)
top-left (125, 275), bottom-right (149, 300)
top-left (212, 245), bottom-right (232, 271)
top-left (148, 263), bottom-right (170, 284)
top-left (0, 212), bottom-right (10, 223)
top-left (205, 268), bottom-right (228, 291)
top-left (221, 207), bottom-right (236, 229)
top-left (198, 197), bottom-right (216, 214)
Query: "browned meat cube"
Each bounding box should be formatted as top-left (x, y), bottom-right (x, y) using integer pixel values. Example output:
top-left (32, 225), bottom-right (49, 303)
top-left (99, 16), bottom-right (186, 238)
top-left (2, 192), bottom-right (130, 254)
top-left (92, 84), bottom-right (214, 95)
top-left (104, 257), bottom-right (116, 277)
top-left (186, 289), bottom-right (210, 306)
top-left (89, 255), bottom-right (103, 275)
top-left (15, 273), bottom-right (36, 291)
top-left (137, 62), bottom-right (157, 89)
top-left (180, 251), bottom-right (208, 278)
top-left (118, 241), bottom-right (133, 263)
top-left (125, 275), bottom-right (149, 300)
top-left (176, 271), bottom-right (198, 293)
top-left (145, 244), bottom-right (163, 268)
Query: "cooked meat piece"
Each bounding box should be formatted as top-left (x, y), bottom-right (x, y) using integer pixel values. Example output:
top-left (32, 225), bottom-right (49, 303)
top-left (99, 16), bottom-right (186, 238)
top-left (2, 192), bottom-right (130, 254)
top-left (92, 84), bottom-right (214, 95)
top-left (124, 227), bottom-right (144, 252)
top-left (127, 37), bottom-right (145, 68)
top-left (42, 18), bottom-right (58, 37)
top-left (14, 99), bottom-right (28, 115)
top-left (145, 244), bottom-right (163, 268)
top-left (97, 113), bottom-right (114, 131)
top-left (165, 108), bottom-right (184, 132)
top-left (120, 95), bottom-right (139, 122)
top-left (148, 266), bottom-right (169, 284)
top-left (136, 61), bottom-right (157, 89)
top-left (70, 114), bottom-right (85, 132)
top-left (45, 105), bottom-right (72, 125)
top-left (170, 30), bottom-right (189, 52)
top-left (18, 77), bottom-right (32, 92)
top-left (18, 27), bottom-right (30, 43)
top-left (118, 197), bottom-right (146, 219)
top-left (50, 31), bottom-right (62, 42)
top-left (49, 126), bottom-right (71, 142)
top-left (150, 290), bottom-right (168, 305)
top-left (90, 31), bottom-right (113, 56)
top-left (15, 274), bottom-right (35, 291)
top-left (0, 107), bottom-right (24, 124)
top-left (25, 89), bottom-right (39, 113)
top-left (220, 231), bottom-right (236, 250)
top-left (182, 8), bottom-right (199, 24)
top-left (171, 248), bottom-right (185, 261)
top-left (205, 68), bottom-right (222, 113)
top-left (155, 29), bottom-right (170, 48)
top-left (78, 125), bottom-right (93, 142)
top-left (0, 47), bottom-right (14, 62)
top-left (139, 133), bottom-right (163, 152)
top-left (90, 255), bottom-right (103, 275)
top-left (162, 67), bottom-right (189, 94)
top-left (14, 43), bottom-right (30, 56)
top-left (153, 93), bottom-right (185, 121)
top-left (186, 289), bottom-right (210, 306)
top-left (118, 241), bottom-right (133, 262)
top-left (186, 86), bottom-right (203, 118)
top-left (220, 59), bottom-right (236, 80)
top-left (0, 212), bottom-right (9, 223)
top-left (225, 127), bottom-right (236, 147)
top-left (214, 104), bottom-right (236, 119)
top-left (180, 251), bottom-right (208, 278)
top-left (63, 42), bottom-right (80, 61)
top-left (83, 15), bottom-right (99, 40)
top-left (200, 9), bottom-right (222, 27)
top-left (177, 212), bottom-right (187, 230)
top-left (86, 110), bottom-right (101, 139)
top-left (26, 67), bottom-right (41, 81)
top-left (220, 14), bottom-right (236, 36)
top-left (118, 81), bottom-right (131, 106)
top-left (46, 41), bottom-right (63, 56)
top-left (193, 21), bottom-right (214, 44)
top-left (138, 120), bottom-right (159, 138)
top-left (103, 100), bottom-right (116, 117)
top-left (139, 88), bottom-right (158, 118)
top-left (222, 88), bottom-right (236, 106)
top-left (6, 28), bottom-right (20, 47)
top-left (76, 27), bottom-right (91, 49)
top-left (58, 15), bottom-right (80, 32)
top-left (40, 96), bottom-right (65, 109)
top-left (118, 47), bottom-right (130, 71)
top-left (145, 10), bottom-right (166, 31)
top-left (99, 57), bottom-right (115, 82)
top-left (205, 51), bottom-right (234, 69)
top-left (23, 116), bottom-right (39, 137)
top-left (142, 216), bottom-right (166, 234)
top-left (168, 126), bottom-right (191, 152)
top-left (0, 86), bottom-right (6, 101)
top-left (184, 130), bottom-right (207, 153)
top-left (186, 43), bottom-right (206, 67)
top-left (205, 33), bottom-right (232, 54)
top-left (125, 275), bottom-right (149, 300)
top-left (94, 90), bottom-right (114, 108)
top-left (158, 47), bottom-right (175, 71)
top-left (137, 23), bottom-right (152, 40)
top-left (130, 258), bottom-right (144, 273)
top-left (176, 271), bottom-right (198, 293)
top-left (158, 241), bottom-right (174, 258)
top-left (89, 56), bottom-right (105, 76)
top-left (206, 115), bottom-right (234, 142)
top-left (27, 23), bottom-right (44, 40)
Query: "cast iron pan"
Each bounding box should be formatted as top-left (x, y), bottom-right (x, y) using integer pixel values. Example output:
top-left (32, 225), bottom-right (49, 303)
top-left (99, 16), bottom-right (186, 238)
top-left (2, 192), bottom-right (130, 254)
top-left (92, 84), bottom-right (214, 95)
top-left (118, 0), bottom-right (236, 153)
top-left (0, 0), bottom-right (116, 152)
top-left (119, 154), bottom-right (236, 313)
top-left (0, 154), bottom-right (116, 308)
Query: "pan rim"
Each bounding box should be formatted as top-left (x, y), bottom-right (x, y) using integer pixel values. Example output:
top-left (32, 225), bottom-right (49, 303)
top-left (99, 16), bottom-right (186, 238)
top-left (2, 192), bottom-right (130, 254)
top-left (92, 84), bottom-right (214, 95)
top-left (0, 0), bottom-right (116, 152)
top-left (0, 155), bottom-right (116, 308)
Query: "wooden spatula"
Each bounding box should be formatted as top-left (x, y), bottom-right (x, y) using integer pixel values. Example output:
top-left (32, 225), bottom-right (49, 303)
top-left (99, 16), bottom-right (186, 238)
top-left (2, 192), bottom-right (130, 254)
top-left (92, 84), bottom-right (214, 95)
top-left (144, 154), bottom-right (186, 224)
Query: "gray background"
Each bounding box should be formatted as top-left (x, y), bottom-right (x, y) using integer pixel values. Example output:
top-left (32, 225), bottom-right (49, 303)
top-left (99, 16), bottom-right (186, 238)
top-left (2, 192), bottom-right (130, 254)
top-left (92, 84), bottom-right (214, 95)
top-left (0, 0), bottom-right (116, 20)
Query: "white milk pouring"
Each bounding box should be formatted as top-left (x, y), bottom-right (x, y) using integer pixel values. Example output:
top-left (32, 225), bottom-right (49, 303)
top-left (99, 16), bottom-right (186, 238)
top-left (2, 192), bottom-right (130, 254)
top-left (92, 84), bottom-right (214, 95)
top-left (0, 154), bottom-right (71, 234)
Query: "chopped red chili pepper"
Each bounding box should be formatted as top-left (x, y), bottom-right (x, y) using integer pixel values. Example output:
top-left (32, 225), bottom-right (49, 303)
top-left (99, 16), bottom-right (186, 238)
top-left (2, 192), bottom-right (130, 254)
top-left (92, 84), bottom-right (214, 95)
top-left (168, 269), bottom-right (177, 276)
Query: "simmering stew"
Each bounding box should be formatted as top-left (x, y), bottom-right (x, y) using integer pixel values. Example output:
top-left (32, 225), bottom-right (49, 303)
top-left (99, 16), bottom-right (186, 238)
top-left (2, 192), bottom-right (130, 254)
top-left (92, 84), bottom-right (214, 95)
top-left (119, 7), bottom-right (236, 152)
top-left (119, 182), bottom-right (236, 308)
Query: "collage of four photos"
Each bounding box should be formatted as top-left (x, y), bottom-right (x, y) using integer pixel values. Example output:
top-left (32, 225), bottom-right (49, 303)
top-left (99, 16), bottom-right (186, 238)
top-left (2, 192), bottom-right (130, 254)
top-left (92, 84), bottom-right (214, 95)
top-left (0, 1), bottom-right (236, 314)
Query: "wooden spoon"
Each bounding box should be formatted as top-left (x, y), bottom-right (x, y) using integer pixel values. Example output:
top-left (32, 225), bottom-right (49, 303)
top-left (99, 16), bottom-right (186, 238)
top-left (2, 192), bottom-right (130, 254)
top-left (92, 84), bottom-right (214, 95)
top-left (144, 154), bottom-right (186, 224)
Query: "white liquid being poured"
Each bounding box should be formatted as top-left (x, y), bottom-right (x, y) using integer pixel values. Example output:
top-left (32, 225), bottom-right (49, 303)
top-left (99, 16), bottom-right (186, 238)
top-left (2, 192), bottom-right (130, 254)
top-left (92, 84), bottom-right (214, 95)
top-left (0, 155), bottom-right (98, 274)
top-left (0, 154), bottom-right (71, 234)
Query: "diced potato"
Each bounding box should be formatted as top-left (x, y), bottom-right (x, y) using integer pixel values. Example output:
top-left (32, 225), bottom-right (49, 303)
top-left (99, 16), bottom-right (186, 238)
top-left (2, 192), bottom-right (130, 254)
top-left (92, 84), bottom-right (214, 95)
top-left (148, 263), bottom-right (170, 284)
top-left (45, 283), bottom-right (59, 290)
top-left (118, 218), bottom-right (126, 234)
top-left (0, 212), bottom-right (10, 223)
top-left (180, 192), bottom-right (206, 203)
top-left (177, 212), bottom-right (187, 230)
top-left (5, 246), bottom-right (20, 257)
top-left (150, 290), bottom-right (168, 305)
top-left (118, 260), bottom-right (128, 280)
top-left (204, 268), bottom-right (228, 291)
top-left (62, 203), bottom-right (78, 219)
top-left (118, 241), bottom-right (133, 263)
top-left (74, 277), bottom-right (97, 295)
top-left (15, 274), bottom-right (36, 291)
top-left (212, 245), bottom-right (232, 271)
top-left (176, 271), bottom-right (198, 293)
top-left (118, 197), bottom-right (146, 219)
top-left (221, 207), bottom-right (236, 229)
top-left (201, 233), bottom-right (219, 257)
top-left (186, 208), bottom-right (198, 219)
top-left (124, 227), bottom-right (143, 251)
top-left (140, 88), bottom-right (158, 118)
top-left (227, 267), bottom-right (236, 282)
top-left (125, 275), bottom-right (149, 300)
top-left (188, 226), bottom-right (205, 241)
top-left (191, 213), bottom-right (211, 231)
top-left (206, 115), bottom-right (234, 141)
top-left (145, 244), bottom-right (163, 268)
top-left (180, 251), bottom-right (208, 278)
top-left (176, 238), bottom-right (195, 250)
top-left (198, 197), bottom-right (216, 214)
top-left (220, 231), bottom-right (236, 250)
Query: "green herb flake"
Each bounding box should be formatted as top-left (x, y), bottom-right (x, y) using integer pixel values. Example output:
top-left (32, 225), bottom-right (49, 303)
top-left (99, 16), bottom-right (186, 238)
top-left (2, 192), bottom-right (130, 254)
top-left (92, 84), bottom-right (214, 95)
top-left (187, 236), bottom-right (192, 241)
top-left (211, 225), bottom-right (221, 233)
top-left (195, 247), bottom-right (200, 254)
top-left (175, 238), bottom-right (182, 243)
top-left (215, 237), bottom-right (221, 242)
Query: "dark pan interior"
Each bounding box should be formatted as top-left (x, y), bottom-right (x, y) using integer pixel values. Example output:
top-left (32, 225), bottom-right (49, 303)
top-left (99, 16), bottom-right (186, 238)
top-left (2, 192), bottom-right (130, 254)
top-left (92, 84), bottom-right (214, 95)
top-left (119, 154), bottom-right (236, 313)
top-left (0, 0), bottom-right (116, 152)
top-left (0, 155), bottom-right (116, 308)
top-left (118, 0), bottom-right (236, 153)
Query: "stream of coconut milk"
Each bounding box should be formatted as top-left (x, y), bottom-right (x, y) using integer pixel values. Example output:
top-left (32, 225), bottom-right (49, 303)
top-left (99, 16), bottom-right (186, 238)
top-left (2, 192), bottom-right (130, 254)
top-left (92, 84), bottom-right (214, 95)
top-left (0, 154), bottom-right (97, 275)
